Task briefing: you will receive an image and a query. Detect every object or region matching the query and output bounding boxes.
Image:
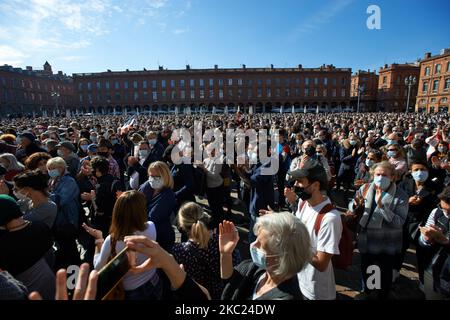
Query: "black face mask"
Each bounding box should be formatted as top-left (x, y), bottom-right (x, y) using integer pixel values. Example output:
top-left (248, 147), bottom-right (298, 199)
top-left (295, 185), bottom-right (312, 201)
top-left (304, 146), bottom-right (316, 157)
top-left (97, 152), bottom-right (109, 158)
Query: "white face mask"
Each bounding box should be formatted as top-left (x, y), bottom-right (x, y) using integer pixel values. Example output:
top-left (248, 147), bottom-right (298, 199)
top-left (14, 190), bottom-right (29, 201)
top-left (149, 177), bottom-right (164, 190)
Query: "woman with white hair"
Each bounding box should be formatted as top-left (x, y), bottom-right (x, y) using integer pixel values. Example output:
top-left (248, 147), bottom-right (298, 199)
top-left (219, 212), bottom-right (312, 300)
top-left (0, 153), bottom-right (25, 181)
top-left (46, 157), bottom-right (81, 269)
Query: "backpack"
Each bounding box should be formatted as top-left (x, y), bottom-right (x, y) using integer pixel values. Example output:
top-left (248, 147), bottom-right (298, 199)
top-left (299, 201), bottom-right (354, 270)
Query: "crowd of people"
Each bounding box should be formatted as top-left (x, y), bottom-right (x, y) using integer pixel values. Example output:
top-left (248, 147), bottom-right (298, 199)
top-left (0, 111), bottom-right (449, 301)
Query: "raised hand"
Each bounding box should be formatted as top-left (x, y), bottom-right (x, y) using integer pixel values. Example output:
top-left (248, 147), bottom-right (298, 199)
top-left (82, 223), bottom-right (103, 240)
top-left (219, 220), bottom-right (239, 254)
top-left (29, 263), bottom-right (98, 300)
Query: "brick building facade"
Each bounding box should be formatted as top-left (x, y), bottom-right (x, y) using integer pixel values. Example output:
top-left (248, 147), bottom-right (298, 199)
top-left (377, 63), bottom-right (420, 113)
top-left (72, 64), bottom-right (351, 115)
top-left (350, 70), bottom-right (379, 112)
top-left (415, 49), bottom-right (450, 113)
top-left (0, 62), bottom-right (73, 117)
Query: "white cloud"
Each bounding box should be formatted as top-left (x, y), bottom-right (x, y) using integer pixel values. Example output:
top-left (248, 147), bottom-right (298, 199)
top-left (292, 0), bottom-right (355, 37)
top-left (0, 0), bottom-right (193, 68)
top-left (58, 55), bottom-right (85, 62)
top-left (0, 45), bottom-right (29, 65)
top-left (172, 27), bottom-right (189, 35)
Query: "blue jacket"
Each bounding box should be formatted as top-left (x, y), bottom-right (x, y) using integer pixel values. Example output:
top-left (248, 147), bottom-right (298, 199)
top-left (171, 164), bottom-right (196, 205)
top-left (50, 173), bottom-right (81, 227)
top-left (139, 182), bottom-right (176, 252)
top-left (249, 161), bottom-right (275, 217)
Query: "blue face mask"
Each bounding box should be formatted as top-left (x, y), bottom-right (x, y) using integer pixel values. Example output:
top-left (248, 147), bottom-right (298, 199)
top-left (387, 150), bottom-right (397, 158)
top-left (48, 169), bottom-right (60, 178)
top-left (365, 159), bottom-right (374, 167)
top-left (250, 244), bottom-right (267, 269)
top-left (412, 170), bottom-right (428, 183)
top-left (80, 145), bottom-right (88, 152)
top-left (111, 139), bottom-right (119, 145)
top-left (374, 175), bottom-right (391, 190)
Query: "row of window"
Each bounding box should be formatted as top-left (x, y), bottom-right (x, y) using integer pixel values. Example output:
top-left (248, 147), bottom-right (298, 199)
top-left (424, 61), bottom-right (450, 76)
top-left (0, 77), bottom-right (68, 92)
top-left (79, 88), bottom-right (347, 103)
top-left (419, 97), bottom-right (448, 104)
top-left (1, 90), bottom-right (68, 103)
top-left (77, 77), bottom-right (347, 91)
top-left (422, 78), bottom-right (450, 93)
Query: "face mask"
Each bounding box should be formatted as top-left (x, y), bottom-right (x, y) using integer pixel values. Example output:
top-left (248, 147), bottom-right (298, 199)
top-left (349, 140), bottom-right (357, 146)
top-left (386, 139), bottom-right (397, 145)
top-left (111, 139), bottom-right (118, 145)
top-left (139, 150), bottom-right (149, 159)
top-left (296, 140), bottom-right (302, 145)
top-left (57, 149), bottom-right (64, 157)
top-left (365, 159), bottom-right (374, 167)
top-left (148, 139), bottom-right (157, 146)
top-left (387, 151), bottom-right (397, 158)
top-left (14, 190), bottom-right (28, 201)
top-left (149, 177), bottom-right (164, 190)
top-left (48, 169), bottom-right (60, 178)
top-left (412, 170), bottom-right (428, 183)
top-left (374, 175), bottom-right (391, 190)
top-left (294, 185), bottom-right (312, 201)
top-left (250, 243), bottom-right (267, 269)
top-left (80, 145), bottom-right (88, 152)
top-left (97, 152), bottom-right (109, 158)
top-left (90, 136), bottom-right (97, 143)
top-left (438, 146), bottom-right (446, 153)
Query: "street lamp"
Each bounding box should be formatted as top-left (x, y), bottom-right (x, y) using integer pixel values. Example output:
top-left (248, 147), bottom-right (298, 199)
top-left (51, 91), bottom-right (60, 116)
top-left (356, 84), bottom-right (365, 113)
top-left (405, 75), bottom-right (416, 114)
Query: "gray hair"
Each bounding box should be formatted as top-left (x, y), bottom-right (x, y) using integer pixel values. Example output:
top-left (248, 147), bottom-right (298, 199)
top-left (46, 157), bottom-right (67, 171)
top-left (254, 212), bottom-right (312, 278)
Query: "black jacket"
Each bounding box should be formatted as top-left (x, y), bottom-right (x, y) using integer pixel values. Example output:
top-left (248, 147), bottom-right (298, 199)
top-left (221, 259), bottom-right (303, 300)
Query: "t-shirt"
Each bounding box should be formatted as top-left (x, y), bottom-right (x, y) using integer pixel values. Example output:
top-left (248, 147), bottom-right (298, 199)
top-left (295, 197), bottom-right (342, 300)
top-left (93, 222), bottom-right (158, 291)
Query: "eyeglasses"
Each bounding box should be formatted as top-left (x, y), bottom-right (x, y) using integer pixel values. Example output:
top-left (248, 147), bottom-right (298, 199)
top-left (387, 149), bottom-right (398, 152)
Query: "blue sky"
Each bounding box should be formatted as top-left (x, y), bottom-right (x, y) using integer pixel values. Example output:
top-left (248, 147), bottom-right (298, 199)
top-left (0, 0), bottom-right (449, 75)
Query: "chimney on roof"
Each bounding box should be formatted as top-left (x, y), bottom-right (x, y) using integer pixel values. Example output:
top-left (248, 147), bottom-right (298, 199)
top-left (107, 69), bottom-right (111, 72)
top-left (214, 64), bottom-right (218, 70)
top-left (58, 71), bottom-right (63, 76)
top-left (186, 64), bottom-right (190, 70)
top-left (424, 52), bottom-right (431, 59)
top-left (298, 64), bottom-right (302, 69)
top-left (270, 64), bottom-right (274, 69)
top-left (242, 64), bottom-right (246, 69)
top-left (159, 66), bottom-right (163, 71)
top-left (26, 66), bottom-right (33, 71)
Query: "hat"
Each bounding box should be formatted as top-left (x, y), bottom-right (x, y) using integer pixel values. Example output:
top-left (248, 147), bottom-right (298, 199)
top-left (286, 165), bottom-right (328, 189)
top-left (19, 132), bottom-right (36, 143)
top-left (87, 144), bottom-right (97, 153)
top-left (0, 195), bottom-right (23, 225)
top-left (56, 141), bottom-right (76, 152)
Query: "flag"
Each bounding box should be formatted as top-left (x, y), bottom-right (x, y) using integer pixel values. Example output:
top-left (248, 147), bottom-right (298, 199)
top-left (120, 116), bottom-right (137, 134)
top-left (425, 131), bottom-right (442, 159)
